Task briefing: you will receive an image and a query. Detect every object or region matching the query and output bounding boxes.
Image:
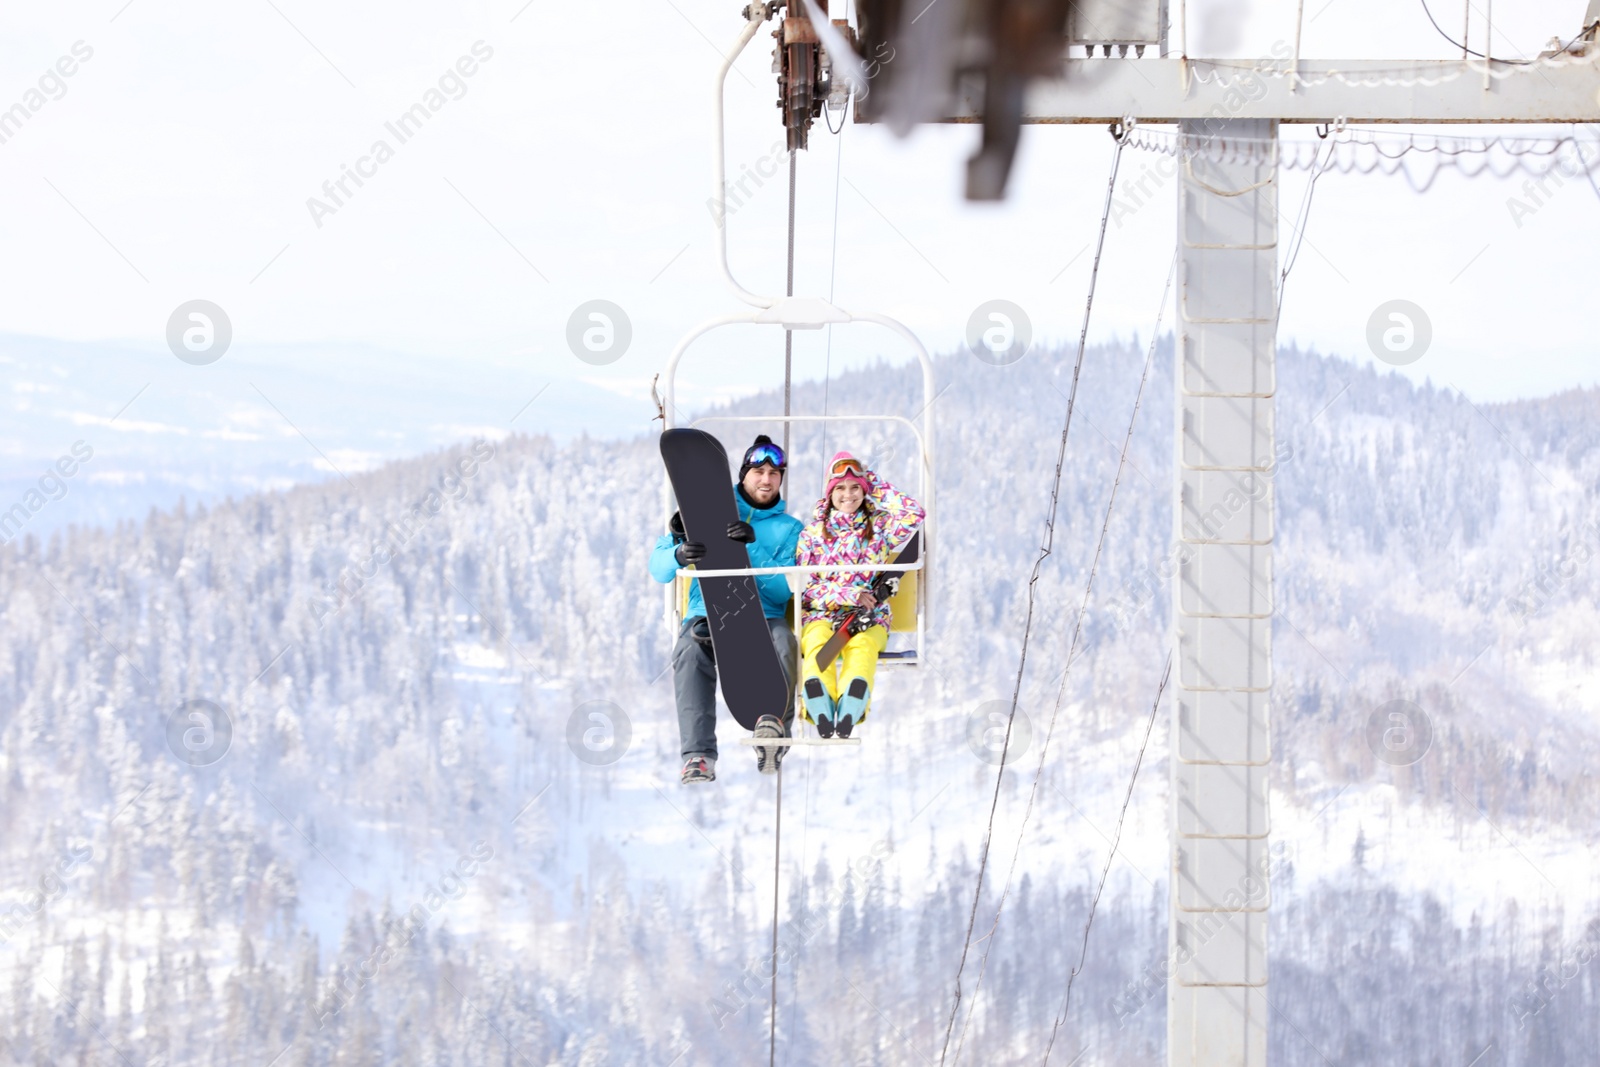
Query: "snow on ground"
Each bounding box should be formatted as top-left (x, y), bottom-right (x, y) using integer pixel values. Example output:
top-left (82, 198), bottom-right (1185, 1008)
top-left (441, 631), bottom-right (1599, 968)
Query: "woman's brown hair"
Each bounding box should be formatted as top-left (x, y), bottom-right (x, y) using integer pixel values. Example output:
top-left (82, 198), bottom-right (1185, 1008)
top-left (822, 498), bottom-right (875, 543)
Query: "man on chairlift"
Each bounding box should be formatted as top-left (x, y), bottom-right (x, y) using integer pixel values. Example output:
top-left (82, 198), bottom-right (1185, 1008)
top-left (649, 436), bottom-right (803, 784)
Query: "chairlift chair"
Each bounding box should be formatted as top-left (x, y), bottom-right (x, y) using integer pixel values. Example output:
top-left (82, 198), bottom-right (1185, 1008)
top-left (657, 4), bottom-right (938, 742)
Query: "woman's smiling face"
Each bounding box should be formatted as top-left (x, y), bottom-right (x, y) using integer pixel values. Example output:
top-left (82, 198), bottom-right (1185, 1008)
top-left (830, 480), bottom-right (865, 515)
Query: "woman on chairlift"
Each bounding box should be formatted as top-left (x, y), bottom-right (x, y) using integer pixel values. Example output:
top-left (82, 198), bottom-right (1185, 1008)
top-left (795, 452), bottom-right (925, 738)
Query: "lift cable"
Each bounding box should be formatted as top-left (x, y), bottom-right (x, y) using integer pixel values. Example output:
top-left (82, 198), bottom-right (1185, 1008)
top-left (1279, 138), bottom-right (1332, 309)
top-left (782, 730), bottom-right (817, 1067)
top-left (780, 85), bottom-right (850, 1067)
top-left (768, 765), bottom-right (783, 1067)
top-left (1416, 0), bottom-right (1585, 63)
top-left (1032, 128), bottom-right (1317, 1066)
top-left (769, 141), bottom-right (802, 1067)
top-left (950, 251), bottom-right (1176, 1065)
top-left (783, 148), bottom-right (798, 458)
top-left (937, 123), bottom-right (1129, 1067)
top-left (1029, 127), bottom-right (1308, 1066)
top-left (1041, 654), bottom-right (1173, 1067)
top-left (1275, 135), bottom-right (1337, 338)
top-left (1573, 122), bottom-right (1600, 207)
top-left (821, 93), bottom-right (849, 462)
top-left (1417, 0), bottom-right (1498, 62)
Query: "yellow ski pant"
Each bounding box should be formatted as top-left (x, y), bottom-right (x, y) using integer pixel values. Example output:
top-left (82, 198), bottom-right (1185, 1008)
top-left (800, 621), bottom-right (888, 721)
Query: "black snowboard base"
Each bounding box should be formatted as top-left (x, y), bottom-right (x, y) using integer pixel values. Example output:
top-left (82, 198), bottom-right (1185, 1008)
top-left (660, 428), bottom-right (790, 731)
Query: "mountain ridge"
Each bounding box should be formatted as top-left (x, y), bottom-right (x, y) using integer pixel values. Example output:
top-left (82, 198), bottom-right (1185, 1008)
top-left (1, 339), bottom-right (1596, 1065)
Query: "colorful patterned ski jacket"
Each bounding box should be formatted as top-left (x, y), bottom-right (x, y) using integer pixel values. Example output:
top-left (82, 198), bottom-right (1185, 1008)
top-left (796, 469), bottom-right (924, 628)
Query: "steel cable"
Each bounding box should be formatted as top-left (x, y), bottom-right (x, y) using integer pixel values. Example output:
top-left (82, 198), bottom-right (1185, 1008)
top-left (937, 123), bottom-right (1129, 1067)
top-left (782, 149), bottom-right (797, 459)
top-left (1040, 655), bottom-right (1173, 1066)
top-left (768, 765), bottom-right (782, 1067)
top-left (769, 144), bottom-right (801, 1067)
top-left (784, 86), bottom-right (850, 1067)
top-left (951, 253), bottom-right (1176, 1065)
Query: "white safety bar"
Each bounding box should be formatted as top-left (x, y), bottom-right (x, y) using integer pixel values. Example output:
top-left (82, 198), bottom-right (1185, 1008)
top-left (678, 562), bottom-right (924, 579)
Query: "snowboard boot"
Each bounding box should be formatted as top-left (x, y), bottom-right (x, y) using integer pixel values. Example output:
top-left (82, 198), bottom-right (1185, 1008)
top-left (753, 714), bottom-right (788, 776)
top-left (836, 677), bottom-right (870, 739)
top-left (680, 755), bottom-right (716, 785)
top-left (804, 678), bottom-right (837, 739)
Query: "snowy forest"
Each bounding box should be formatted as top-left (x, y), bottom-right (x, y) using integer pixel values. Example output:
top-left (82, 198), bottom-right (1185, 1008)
top-left (1, 339), bottom-right (1598, 1066)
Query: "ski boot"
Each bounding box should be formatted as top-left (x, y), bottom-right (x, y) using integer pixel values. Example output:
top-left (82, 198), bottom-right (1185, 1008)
top-left (680, 755), bottom-right (715, 784)
top-left (835, 678), bottom-right (870, 739)
top-left (753, 714), bottom-right (788, 775)
top-left (804, 678), bottom-right (837, 739)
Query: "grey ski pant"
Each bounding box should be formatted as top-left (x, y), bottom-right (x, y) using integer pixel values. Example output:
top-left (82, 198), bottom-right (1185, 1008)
top-left (674, 615), bottom-right (797, 761)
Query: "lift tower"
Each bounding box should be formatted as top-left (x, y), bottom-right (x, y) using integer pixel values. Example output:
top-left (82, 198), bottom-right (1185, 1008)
top-left (848, 1), bottom-right (1600, 1063)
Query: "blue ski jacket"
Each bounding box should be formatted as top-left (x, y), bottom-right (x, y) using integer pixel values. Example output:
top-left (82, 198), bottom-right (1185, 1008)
top-left (650, 488), bottom-right (803, 621)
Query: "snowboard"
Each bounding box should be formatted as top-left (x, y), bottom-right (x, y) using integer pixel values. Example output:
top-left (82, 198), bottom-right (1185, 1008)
top-left (660, 428), bottom-right (789, 731)
top-left (815, 530), bottom-right (921, 671)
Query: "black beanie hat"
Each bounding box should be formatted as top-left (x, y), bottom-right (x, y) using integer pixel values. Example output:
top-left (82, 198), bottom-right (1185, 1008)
top-left (738, 435), bottom-right (787, 482)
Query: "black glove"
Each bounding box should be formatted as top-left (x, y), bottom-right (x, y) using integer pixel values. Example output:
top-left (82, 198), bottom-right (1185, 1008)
top-left (668, 511), bottom-right (686, 543)
top-left (675, 540), bottom-right (706, 566)
top-left (726, 520), bottom-right (755, 544)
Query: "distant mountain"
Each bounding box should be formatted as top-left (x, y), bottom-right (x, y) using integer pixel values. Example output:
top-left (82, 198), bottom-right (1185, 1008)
top-left (0, 333), bottom-right (655, 542)
top-left (0, 339), bottom-right (1596, 1065)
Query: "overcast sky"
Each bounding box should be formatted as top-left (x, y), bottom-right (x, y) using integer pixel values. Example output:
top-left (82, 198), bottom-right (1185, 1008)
top-left (0, 0), bottom-right (1596, 434)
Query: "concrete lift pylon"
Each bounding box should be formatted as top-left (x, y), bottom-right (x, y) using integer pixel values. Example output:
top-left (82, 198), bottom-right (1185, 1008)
top-left (848, 2), bottom-right (1600, 1064)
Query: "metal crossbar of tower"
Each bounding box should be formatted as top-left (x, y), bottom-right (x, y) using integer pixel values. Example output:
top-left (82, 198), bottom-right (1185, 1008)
top-left (857, 3), bottom-right (1600, 1064)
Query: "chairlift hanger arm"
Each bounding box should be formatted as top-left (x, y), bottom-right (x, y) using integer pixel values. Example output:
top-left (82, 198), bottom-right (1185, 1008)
top-left (716, 4), bottom-right (859, 307)
top-left (715, 11), bottom-right (777, 308)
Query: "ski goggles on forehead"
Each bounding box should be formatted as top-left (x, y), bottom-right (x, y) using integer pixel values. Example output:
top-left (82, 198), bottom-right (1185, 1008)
top-left (745, 442), bottom-right (787, 470)
top-left (829, 456), bottom-right (863, 477)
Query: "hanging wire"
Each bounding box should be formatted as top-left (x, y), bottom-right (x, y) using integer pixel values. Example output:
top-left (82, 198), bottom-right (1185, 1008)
top-left (950, 252), bottom-right (1177, 1066)
top-left (1039, 127), bottom-right (1299, 1062)
top-left (769, 137), bottom-right (803, 1067)
top-left (1040, 654), bottom-right (1173, 1066)
top-left (937, 122), bottom-right (1130, 1067)
top-left (768, 765), bottom-right (783, 1067)
top-left (1418, 0), bottom-right (1493, 60)
top-left (783, 86), bottom-right (850, 1067)
top-left (779, 10), bottom-right (858, 1054)
top-left (783, 149), bottom-right (798, 459)
top-left (821, 92), bottom-right (849, 464)
top-left (1572, 123), bottom-right (1600, 207)
top-left (1415, 0), bottom-right (1584, 62)
top-left (823, 92), bottom-right (849, 134)
top-left (781, 730), bottom-right (815, 1067)
top-left (1278, 136), bottom-right (1334, 316)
